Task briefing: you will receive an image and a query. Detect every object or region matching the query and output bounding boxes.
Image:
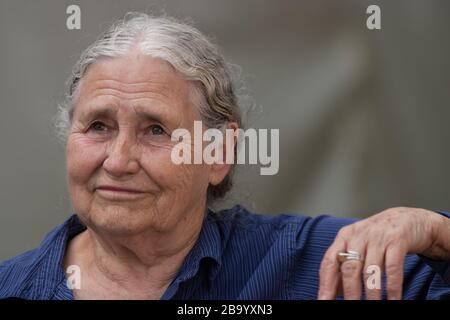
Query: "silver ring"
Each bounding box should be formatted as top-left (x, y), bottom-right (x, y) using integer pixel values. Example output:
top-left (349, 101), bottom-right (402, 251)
top-left (337, 250), bottom-right (362, 263)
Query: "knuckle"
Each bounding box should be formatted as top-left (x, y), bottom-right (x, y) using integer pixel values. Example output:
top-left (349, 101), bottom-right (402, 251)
top-left (385, 262), bottom-right (401, 275)
top-left (340, 261), bottom-right (360, 277)
top-left (351, 224), bottom-right (366, 237)
top-left (337, 226), bottom-right (353, 239)
top-left (385, 206), bottom-right (404, 213)
top-left (378, 207), bottom-right (400, 220)
top-left (385, 232), bottom-right (403, 245)
top-left (387, 207), bottom-right (409, 218)
top-left (321, 256), bottom-right (335, 268)
top-left (319, 256), bottom-right (336, 274)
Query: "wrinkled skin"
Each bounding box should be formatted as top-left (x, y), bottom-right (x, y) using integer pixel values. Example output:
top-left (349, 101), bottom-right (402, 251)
top-left (318, 207), bottom-right (450, 300)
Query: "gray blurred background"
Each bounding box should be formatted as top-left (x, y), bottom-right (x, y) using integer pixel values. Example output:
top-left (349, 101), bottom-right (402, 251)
top-left (1, 0), bottom-right (449, 261)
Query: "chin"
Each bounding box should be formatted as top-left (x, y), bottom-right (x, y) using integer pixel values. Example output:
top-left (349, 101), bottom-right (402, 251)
top-left (80, 205), bottom-right (176, 236)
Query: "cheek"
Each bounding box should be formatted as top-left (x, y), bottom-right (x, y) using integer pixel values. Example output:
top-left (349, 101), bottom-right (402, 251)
top-left (66, 135), bottom-right (106, 187)
top-left (141, 148), bottom-right (210, 197)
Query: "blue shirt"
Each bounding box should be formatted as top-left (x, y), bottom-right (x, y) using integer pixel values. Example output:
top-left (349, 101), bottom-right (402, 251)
top-left (1, 205), bottom-right (449, 300)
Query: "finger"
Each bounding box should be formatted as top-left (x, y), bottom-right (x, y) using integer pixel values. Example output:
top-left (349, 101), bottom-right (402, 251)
top-left (318, 237), bottom-right (347, 300)
top-left (337, 274), bottom-right (344, 297)
top-left (340, 244), bottom-right (366, 300)
top-left (385, 245), bottom-right (406, 300)
top-left (363, 243), bottom-right (384, 300)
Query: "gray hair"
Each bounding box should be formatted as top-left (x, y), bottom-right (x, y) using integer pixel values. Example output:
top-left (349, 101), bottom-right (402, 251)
top-left (55, 12), bottom-right (245, 204)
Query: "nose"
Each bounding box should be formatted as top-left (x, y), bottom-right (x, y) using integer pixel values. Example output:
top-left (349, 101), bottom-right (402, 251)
top-left (103, 131), bottom-right (140, 177)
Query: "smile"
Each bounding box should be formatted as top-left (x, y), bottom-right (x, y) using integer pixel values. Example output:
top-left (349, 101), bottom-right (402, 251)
top-left (95, 186), bottom-right (147, 201)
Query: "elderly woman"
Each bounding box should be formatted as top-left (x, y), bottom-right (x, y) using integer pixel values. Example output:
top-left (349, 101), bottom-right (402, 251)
top-left (0, 13), bottom-right (449, 300)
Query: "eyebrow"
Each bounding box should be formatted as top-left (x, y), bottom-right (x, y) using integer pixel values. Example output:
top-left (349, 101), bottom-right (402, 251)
top-left (75, 105), bottom-right (117, 122)
top-left (75, 104), bottom-right (175, 127)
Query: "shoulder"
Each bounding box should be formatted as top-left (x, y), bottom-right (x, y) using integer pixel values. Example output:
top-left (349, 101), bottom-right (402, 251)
top-left (214, 205), bottom-right (357, 239)
top-left (0, 248), bottom-right (45, 299)
top-left (213, 205), bottom-right (358, 257)
top-left (0, 215), bottom-right (83, 299)
top-left (214, 204), bottom-right (308, 230)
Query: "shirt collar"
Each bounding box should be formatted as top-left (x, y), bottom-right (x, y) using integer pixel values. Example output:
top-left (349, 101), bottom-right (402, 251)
top-left (170, 209), bottom-right (223, 285)
top-left (50, 210), bottom-right (224, 299)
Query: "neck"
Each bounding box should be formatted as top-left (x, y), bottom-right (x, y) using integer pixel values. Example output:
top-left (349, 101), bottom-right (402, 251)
top-left (65, 207), bottom-right (206, 299)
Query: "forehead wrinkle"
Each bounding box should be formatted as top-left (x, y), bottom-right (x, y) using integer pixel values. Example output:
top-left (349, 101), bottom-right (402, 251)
top-left (87, 88), bottom-right (175, 106)
top-left (80, 78), bottom-right (188, 113)
top-left (75, 60), bottom-right (199, 127)
top-left (75, 94), bottom-right (185, 130)
top-left (75, 97), bottom-right (118, 120)
top-left (88, 92), bottom-right (183, 121)
top-left (80, 54), bottom-right (190, 98)
top-left (92, 78), bottom-right (180, 95)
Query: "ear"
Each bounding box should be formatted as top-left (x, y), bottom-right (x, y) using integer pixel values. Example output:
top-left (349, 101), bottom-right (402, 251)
top-left (208, 122), bottom-right (239, 186)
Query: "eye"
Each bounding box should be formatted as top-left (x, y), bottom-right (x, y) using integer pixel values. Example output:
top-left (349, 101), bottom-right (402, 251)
top-left (87, 121), bottom-right (108, 133)
top-left (148, 124), bottom-right (166, 135)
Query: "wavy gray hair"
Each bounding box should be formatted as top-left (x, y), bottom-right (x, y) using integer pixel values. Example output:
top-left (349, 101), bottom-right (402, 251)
top-left (55, 12), bottom-right (245, 204)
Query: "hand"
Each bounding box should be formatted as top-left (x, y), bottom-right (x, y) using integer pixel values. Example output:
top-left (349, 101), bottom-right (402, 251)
top-left (318, 207), bottom-right (450, 300)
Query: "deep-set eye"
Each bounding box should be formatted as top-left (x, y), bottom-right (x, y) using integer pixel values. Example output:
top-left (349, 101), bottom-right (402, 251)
top-left (148, 124), bottom-right (166, 135)
top-left (88, 121), bottom-right (108, 132)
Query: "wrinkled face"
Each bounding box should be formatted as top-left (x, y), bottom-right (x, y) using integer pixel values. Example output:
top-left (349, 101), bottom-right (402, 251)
top-left (66, 53), bottom-right (224, 235)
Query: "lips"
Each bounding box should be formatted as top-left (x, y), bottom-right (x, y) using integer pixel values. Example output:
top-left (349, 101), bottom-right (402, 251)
top-left (96, 185), bottom-right (144, 193)
top-left (95, 185), bottom-right (147, 201)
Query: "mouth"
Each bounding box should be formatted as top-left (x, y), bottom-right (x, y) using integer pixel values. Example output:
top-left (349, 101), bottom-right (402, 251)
top-left (95, 185), bottom-right (147, 201)
top-left (97, 185), bottom-right (144, 193)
